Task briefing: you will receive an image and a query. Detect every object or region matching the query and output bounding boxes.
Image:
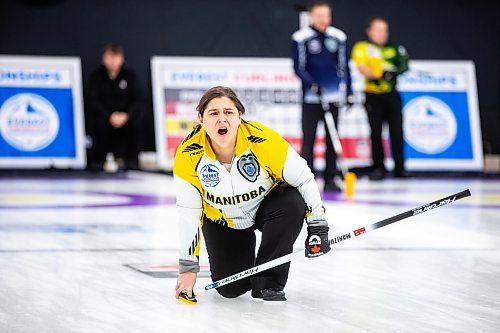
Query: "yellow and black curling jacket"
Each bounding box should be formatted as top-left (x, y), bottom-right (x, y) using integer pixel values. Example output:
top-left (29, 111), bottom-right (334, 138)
top-left (351, 40), bottom-right (409, 94)
top-left (174, 120), bottom-right (326, 272)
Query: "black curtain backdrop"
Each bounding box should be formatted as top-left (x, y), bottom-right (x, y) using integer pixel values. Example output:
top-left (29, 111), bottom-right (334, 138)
top-left (1, 0), bottom-right (499, 153)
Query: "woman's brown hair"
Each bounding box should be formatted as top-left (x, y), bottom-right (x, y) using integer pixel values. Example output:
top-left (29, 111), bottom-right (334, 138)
top-left (196, 86), bottom-right (245, 117)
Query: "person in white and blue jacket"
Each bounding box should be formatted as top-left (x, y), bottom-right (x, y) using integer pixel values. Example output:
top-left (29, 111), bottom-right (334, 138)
top-left (292, 0), bottom-right (352, 192)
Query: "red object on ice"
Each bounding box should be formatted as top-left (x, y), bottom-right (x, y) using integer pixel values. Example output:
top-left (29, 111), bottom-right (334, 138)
top-left (311, 245), bottom-right (321, 253)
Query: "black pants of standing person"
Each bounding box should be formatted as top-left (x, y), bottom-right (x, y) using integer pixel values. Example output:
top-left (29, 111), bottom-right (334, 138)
top-left (93, 117), bottom-right (140, 170)
top-left (202, 183), bottom-right (306, 298)
top-left (365, 90), bottom-right (405, 175)
top-left (301, 103), bottom-right (339, 182)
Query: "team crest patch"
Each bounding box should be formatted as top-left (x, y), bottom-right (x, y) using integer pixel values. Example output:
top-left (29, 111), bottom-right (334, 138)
top-left (308, 39), bottom-right (322, 54)
top-left (325, 38), bottom-right (338, 53)
top-left (237, 153), bottom-right (260, 182)
top-left (119, 79), bottom-right (127, 90)
top-left (200, 164), bottom-right (221, 187)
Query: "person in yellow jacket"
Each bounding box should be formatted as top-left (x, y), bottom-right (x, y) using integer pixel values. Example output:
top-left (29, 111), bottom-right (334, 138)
top-left (173, 86), bottom-right (331, 302)
top-left (352, 17), bottom-right (409, 180)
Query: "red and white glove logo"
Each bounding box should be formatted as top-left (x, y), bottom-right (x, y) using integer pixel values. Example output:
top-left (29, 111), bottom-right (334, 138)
top-left (311, 245), bottom-right (321, 253)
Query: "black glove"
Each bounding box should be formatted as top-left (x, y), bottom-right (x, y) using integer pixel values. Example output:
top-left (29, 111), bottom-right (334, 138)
top-left (305, 225), bottom-right (331, 258)
top-left (382, 70), bottom-right (397, 81)
top-left (346, 94), bottom-right (355, 107)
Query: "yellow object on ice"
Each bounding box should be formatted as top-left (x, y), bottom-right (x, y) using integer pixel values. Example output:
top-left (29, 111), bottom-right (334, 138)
top-left (345, 172), bottom-right (356, 200)
top-left (179, 291), bottom-right (197, 305)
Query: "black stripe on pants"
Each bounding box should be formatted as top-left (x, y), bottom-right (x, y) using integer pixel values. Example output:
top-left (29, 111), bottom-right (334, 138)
top-left (202, 183), bottom-right (306, 298)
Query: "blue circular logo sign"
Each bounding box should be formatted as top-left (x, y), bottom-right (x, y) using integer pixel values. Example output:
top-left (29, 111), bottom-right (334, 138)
top-left (200, 164), bottom-right (221, 187)
top-left (403, 96), bottom-right (457, 154)
top-left (0, 93), bottom-right (59, 151)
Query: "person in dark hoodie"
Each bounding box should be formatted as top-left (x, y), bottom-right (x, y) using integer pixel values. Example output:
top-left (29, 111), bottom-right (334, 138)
top-left (87, 44), bottom-right (142, 170)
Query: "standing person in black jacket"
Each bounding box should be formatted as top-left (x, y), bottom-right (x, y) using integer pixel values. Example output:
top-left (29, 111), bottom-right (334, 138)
top-left (291, 1), bottom-right (352, 192)
top-left (87, 44), bottom-right (142, 170)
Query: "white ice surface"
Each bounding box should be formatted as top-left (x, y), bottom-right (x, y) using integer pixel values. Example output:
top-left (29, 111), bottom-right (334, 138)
top-left (1, 172), bottom-right (499, 333)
